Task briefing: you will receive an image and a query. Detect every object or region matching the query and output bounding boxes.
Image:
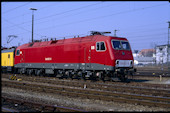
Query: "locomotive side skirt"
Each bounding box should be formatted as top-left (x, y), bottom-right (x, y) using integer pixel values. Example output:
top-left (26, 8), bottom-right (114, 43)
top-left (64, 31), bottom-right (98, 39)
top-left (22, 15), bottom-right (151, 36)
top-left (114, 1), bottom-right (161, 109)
top-left (14, 62), bottom-right (115, 74)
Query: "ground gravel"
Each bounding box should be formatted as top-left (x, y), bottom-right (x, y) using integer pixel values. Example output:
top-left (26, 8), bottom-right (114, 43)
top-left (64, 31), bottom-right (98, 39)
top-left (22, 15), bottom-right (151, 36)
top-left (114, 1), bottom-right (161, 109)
top-left (2, 86), bottom-right (170, 112)
top-left (132, 76), bottom-right (170, 84)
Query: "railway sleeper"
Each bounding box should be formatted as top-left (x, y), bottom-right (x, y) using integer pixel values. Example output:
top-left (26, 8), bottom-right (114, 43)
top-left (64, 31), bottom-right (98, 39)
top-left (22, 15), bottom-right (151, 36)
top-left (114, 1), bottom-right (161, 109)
top-left (2, 80), bottom-right (170, 108)
top-left (3, 81), bottom-right (170, 104)
top-left (1, 80), bottom-right (167, 96)
top-left (2, 74), bottom-right (170, 91)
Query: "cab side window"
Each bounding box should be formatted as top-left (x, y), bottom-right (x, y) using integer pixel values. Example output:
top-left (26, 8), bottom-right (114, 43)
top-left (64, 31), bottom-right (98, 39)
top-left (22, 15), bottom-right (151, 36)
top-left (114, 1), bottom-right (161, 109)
top-left (100, 42), bottom-right (105, 50)
top-left (16, 50), bottom-right (20, 56)
top-left (8, 54), bottom-right (10, 58)
top-left (97, 43), bottom-right (100, 50)
top-left (96, 42), bottom-right (106, 51)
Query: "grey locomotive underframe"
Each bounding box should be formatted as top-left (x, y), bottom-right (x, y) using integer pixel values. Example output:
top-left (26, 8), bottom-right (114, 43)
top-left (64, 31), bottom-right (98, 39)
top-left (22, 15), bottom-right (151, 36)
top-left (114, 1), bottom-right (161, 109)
top-left (15, 63), bottom-right (114, 74)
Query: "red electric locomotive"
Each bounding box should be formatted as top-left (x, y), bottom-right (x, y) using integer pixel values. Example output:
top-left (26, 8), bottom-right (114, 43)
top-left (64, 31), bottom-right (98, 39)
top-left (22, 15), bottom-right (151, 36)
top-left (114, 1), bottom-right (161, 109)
top-left (14, 31), bottom-right (135, 81)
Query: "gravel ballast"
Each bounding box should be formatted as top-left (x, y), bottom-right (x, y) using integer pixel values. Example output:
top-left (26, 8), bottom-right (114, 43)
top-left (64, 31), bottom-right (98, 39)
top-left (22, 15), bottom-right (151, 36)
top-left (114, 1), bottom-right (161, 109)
top-left (2, 87), bottom-right (170, 112)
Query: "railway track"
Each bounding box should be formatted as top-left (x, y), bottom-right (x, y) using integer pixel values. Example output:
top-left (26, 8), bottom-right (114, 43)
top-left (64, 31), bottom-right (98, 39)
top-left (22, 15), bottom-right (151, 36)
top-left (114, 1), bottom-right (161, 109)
top-left (2, 77), bottom-right (170, 108)
top-left (2, 73), bottom-right (170, 89)
top-left (2, 75), bottom-right (170, 97)
top-left (134, 66), bottom-right (170, 77)
top-left (2, 107), bottom-right (19, 112)
top-left (134, 71), bottom-right (170, 77)
top-left (2, 96), bottom-right (86, 112)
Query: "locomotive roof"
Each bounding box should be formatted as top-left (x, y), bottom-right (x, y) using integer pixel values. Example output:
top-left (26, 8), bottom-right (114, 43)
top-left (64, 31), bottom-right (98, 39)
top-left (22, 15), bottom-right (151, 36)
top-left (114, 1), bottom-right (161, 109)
top-left (1, 48), bottom-right (16, 53)
top-left (16, 35), bottom-right (128, 49)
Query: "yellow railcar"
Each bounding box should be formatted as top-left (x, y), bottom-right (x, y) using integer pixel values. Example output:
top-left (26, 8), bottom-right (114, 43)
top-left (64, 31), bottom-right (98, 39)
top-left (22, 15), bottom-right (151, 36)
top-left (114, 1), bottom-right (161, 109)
top-left (1, 48), bottom-right (16, 72)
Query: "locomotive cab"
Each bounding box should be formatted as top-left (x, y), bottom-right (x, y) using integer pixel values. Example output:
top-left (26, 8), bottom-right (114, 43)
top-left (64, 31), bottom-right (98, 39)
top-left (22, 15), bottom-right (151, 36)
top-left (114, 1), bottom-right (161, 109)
top-left (111, 38), bottom-right (135, 81)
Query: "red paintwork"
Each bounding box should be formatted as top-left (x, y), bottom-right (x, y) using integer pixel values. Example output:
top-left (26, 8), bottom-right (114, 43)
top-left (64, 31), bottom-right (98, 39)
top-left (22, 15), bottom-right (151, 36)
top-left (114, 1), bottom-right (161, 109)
top-left (14, 35), bottom-right (134, 67)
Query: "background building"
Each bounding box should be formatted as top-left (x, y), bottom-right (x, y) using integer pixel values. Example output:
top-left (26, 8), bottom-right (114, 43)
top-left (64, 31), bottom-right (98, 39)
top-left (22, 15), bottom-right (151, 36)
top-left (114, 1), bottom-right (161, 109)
top-left (156, 44), bottom-right (170, 64)
top-left (138, 49), bottom-right (155, 57)
top-left (133, 49), bottom-right (156, 66)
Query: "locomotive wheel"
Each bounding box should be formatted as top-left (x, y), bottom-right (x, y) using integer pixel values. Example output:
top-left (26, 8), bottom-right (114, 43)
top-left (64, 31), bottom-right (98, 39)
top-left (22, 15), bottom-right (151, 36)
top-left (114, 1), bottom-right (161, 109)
top-left (40, 69), bottom-right (45, 76)
top-left (19, 69), bottom-right (24, 75)
top-left (26, 69), bottom-right (29, 75)
top-left (14, 68), bottom-right (17, 74)
top-left (18, 69), bottom-right (21, 74)
top-left (82, 73), bottom-right (86, 81)
top-left (32, 69), bottom-right (36, 76)
top-left (28, 69), bottom-right (33, 76)
top-left (36, 70), bottom-right (41, 76)
top-left (77, 71), bottom-right (83, 80)
top-left (90, 73), bottom-right (96, 81)
top-left (67, 70), bottom-right (73, 79)
top-left (120, 74), bottom-right (126, 82)
top-left (101, 74), bottom-right (105, 82)
top-left (34, 69), bottom-right (37, 76)
top-left (68, 74), bottom-right (73, 79)
top-left (40, 73), bottom-right (45, 77)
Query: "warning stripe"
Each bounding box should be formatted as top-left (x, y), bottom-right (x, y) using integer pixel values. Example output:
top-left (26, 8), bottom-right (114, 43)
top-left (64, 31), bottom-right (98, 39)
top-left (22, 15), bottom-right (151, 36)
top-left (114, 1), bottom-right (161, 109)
top-left (10, 75), bottom-right (17, 80)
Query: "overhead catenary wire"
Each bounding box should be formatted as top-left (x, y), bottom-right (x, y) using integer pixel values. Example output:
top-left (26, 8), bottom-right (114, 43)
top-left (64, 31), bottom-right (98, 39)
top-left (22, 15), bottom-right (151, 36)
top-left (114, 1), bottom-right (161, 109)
top-left (2, 18), bottom-right (43, 37)
top-left (32, 2), bottom-right (125, 26)
top-left (35, 1), bottom-right (104, 22)
top-left (4, 2), bottom-right (104, 29)
top-left (2, 2), bottom-right (32, 14)
top-left (36, 3), bottom-right (168, 31)
top-left (1, 1), bottom-right (169, 48)
top-left (121, 22), bottom-right (167, 30)
top-left (13, 28), bottom-right (168, 43)
top-left (36, 1), bottom-right (165, 26)
top-left (127, 33), bottom-right (168, 39)
top-left (123, 27), bottom-right (167, 34)
top-left (2, 2), bottom-right (167, 32)
top-left (2, 2), bottom-right (127, 31)
top-left (2, 2), bottom-right (63, 29)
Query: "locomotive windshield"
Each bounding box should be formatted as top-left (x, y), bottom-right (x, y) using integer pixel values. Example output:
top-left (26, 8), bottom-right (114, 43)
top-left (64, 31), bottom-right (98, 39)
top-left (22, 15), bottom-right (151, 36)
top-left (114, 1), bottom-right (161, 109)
top-left (121, 41), bottom-right (130, 50)
top-left (111, 40), bottom-right (130, 50)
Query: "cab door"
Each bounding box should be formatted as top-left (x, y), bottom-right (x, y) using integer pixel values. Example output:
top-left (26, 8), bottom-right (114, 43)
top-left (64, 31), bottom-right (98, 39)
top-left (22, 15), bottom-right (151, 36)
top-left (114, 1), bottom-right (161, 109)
top-left (20, 50), bottom-right (24, 63)
top-left (83, 47), bottom-right (91, 70)
top-left (95, 41), bottom-right (107, 65)
top-left (87, 48), bottom-right (91, 69)
top-left (7, 52), bottom-right (13, 72)
top-left (20, 50), bottom-right (25, 70)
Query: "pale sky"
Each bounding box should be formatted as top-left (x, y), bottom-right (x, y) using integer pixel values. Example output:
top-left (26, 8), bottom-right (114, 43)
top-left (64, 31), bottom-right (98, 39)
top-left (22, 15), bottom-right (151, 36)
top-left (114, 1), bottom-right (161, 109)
top-left (1, 1), bottom-right (170, 51)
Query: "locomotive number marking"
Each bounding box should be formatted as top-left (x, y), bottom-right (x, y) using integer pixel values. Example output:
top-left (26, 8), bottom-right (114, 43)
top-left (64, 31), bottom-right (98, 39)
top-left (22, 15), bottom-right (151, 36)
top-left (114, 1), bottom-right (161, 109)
top-left (45, 57), bottom-right (52, 61)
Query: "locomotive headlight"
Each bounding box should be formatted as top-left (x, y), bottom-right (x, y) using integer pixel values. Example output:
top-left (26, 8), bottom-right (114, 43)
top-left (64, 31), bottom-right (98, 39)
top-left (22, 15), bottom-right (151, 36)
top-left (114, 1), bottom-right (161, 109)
top-left (116, 61), bottom-right (119, 65)
top-left (115, 60), bottom-right (133, 67)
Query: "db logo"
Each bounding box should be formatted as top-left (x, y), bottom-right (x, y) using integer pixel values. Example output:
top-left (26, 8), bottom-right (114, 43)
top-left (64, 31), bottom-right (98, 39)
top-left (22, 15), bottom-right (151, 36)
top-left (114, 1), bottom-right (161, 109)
top-left (122, 52), bottom-right (125, 55)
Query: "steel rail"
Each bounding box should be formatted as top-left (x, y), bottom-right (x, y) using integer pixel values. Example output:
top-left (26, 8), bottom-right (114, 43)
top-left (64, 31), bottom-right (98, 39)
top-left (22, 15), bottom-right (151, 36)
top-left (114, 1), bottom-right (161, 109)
top-left (2, 73), bottom-right (169, 89)
top-left (8, 75), bottom-right (169, 97)
top-left (2, 73), bottom-right (170, 89)
top-left (1, 96), bottom-right (86, 112)
top-left (2, 107), bottom-right (19, 112)
top-left (2, 79), bottom-right (170, 108)
top-left (2, 74), bottom-right (170, 98)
